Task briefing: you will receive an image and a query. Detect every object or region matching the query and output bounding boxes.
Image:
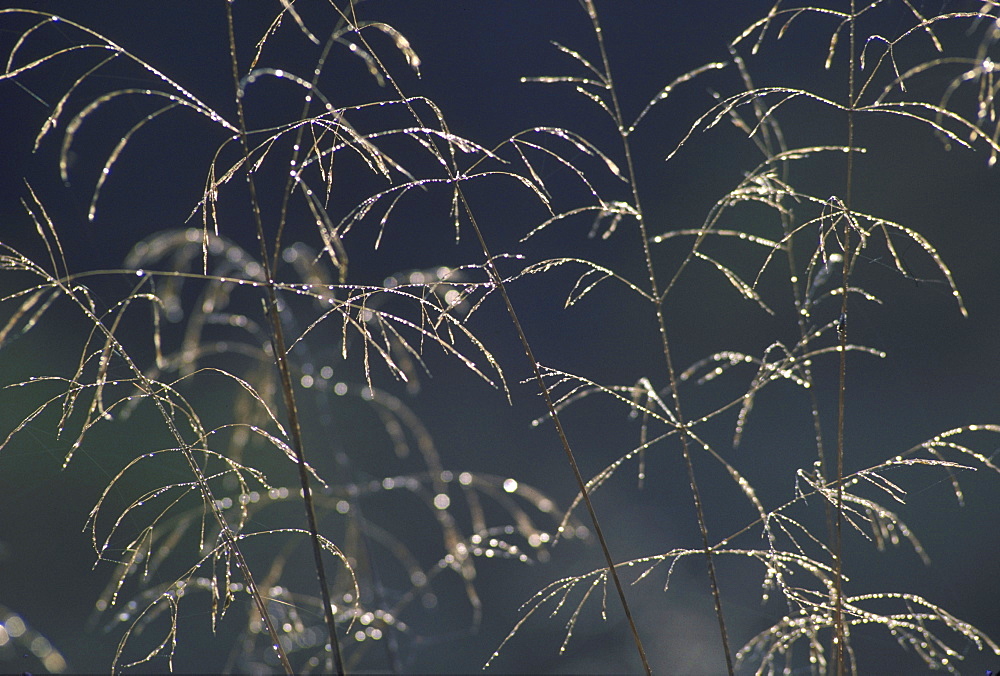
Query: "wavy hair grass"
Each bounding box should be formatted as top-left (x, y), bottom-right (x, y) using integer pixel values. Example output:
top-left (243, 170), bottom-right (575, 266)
top-left (2, 1), bottom-right (1000, 674)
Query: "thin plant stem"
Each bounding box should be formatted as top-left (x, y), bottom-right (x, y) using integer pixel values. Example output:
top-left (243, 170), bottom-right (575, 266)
top-left (457, 189), bottom-right (652, 676)
top-left (225, 3), bottom-right (345, 673)
top-left (327, 5), bottom-right (649, 668)
top-left (583, 1), bottom-right (734, 671)
top-left (834, 2), bottom-right (858, 674)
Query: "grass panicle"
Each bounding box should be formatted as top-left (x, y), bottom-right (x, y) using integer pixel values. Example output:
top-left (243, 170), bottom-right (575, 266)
top-left (2, 2), bottom-right (999, 674)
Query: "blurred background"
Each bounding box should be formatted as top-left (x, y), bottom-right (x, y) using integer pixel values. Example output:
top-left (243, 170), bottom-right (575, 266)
top-left (1, 2), bottom-right (999, 673)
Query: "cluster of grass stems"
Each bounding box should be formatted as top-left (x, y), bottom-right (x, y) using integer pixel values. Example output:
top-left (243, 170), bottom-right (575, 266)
top-left (2, 1), bottom-right (1000, 673)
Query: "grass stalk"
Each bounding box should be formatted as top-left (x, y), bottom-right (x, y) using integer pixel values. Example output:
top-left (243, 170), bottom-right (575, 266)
top-left (224, 3), bottom-right (344, 673)
top-left (834, 2), bottom-right (858, 673)
top-left (458, 189), bottom-right (651, 675)
top-left (583, 1), bottom-right (734, 670)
